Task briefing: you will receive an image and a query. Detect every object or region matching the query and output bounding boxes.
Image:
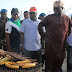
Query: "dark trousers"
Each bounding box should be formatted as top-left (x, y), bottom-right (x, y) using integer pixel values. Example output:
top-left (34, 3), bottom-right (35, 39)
top-left (41, 39), bottom-right (45, 66)
top-left (67, 46), bottom-right (72, 71)
top-left (0, 42), bottom-right (2, 49)
top-left (42, 54), bottom-right (45, 66)
top-left (23, 49), bottom-right (42, 63)
top-left (11, 47), bottom-right (20, 53)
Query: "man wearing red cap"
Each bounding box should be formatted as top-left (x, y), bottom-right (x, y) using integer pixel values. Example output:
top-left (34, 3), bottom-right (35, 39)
top-left (20, 7), bottom-right (42, 63)
top-left (38, 0), bottom-right (71, 72)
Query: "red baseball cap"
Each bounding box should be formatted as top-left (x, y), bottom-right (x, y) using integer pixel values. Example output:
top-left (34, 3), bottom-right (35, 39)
top-left (29, 7), bottom-right (37, 13)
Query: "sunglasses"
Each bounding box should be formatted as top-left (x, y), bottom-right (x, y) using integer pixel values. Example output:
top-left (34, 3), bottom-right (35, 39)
top-left (54, 7), bottom-right (63, 10)
top-left (12, 13), bottom-right (18, 15)
top-left (29, 12), bottom-right (35, 14)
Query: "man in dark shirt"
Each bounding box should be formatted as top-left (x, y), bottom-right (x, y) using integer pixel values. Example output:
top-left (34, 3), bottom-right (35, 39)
top-left (38, 0), bottom-right (71, 72)
top-left (5, 8), bottom-right (21, 53)
top-left (0, 9), bottom-right (8, 51)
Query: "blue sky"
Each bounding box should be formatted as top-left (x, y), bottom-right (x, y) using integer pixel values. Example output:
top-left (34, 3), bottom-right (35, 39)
top-left (0, 0), bottom-right (72, 18)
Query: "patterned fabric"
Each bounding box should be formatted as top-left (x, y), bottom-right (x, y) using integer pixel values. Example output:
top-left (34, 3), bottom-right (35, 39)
top-left (9, 18), bottom-right (21, 28)
top-left (5, 19), bottom-right (21, 52)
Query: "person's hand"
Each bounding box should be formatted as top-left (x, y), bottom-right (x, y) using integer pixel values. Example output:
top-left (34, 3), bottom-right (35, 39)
top-left (0, 49), bottom-right (6, 56)
top-left (20, 45), bottom-right (24, 53)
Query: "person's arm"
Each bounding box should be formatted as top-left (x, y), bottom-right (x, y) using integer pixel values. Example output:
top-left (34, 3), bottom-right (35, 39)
top-left (38, 16), bottom-right (48, 38)
top-left (68, 18), bottom-right (71, 36)
top-left (20, 32), bottom-right (24, 52)
top-left (38, 21), bottom-right (44, 36)
top-left (5, 33), bottom-right (11, 52)
top-left (5, 21), bottom-right (12, 52)
top-left (66, 18), bottom-right (71, 48)
top-left (0, 49), bottom-right (6, 56)
top-left (19, 20), bottom-right (25, 53)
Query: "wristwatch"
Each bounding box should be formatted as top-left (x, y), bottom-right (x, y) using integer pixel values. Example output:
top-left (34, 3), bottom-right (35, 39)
top-left (20, 44), bottom-right (23, 46)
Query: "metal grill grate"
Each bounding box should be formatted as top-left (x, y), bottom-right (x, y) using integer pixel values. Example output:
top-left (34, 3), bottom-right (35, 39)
top-left (0, 64), bottom-right (42, 72)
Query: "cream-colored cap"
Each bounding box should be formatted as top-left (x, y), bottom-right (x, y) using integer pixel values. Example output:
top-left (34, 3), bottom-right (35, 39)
top-left (53, 0), bottom-right (64, 7)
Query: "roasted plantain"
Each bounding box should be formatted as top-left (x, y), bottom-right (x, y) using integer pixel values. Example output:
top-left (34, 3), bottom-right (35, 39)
top-left (22, 62), bottom-right (36, 68)
top-left (16, 60), bottom-right (31, 64)
top-left (5, 62), bottom-right (19, 69)
top-left (0, 57), bottom-right (12, 62)
top-left (0, 61), bottom-right (6, 65)
top-left (0, 57), bottom-right (13, 65)
top-left (0, 61), bottom-right (16, 65)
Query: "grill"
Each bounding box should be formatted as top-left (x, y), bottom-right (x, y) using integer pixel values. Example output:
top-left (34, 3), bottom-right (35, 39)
top-left (0, 64), bottom-right (42, 72)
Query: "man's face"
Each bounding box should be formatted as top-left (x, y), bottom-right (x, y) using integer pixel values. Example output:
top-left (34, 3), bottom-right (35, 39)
top-left (1, 12), bottom-right (7, 20)
top-left (24, 12), bottom-right (29, 19)
top-left (29, 12), bottom-right (37, 20)
top-left (11, 13), bottom-right (18, 20)
top-left (54, 6), bottom-right (63, 15)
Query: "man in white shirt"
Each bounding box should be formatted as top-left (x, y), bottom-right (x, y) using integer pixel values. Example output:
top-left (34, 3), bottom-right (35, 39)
top-left (20, 7), bottom-right (42, 63)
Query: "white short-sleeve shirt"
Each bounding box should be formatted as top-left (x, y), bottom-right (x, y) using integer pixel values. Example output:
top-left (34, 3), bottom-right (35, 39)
top-left (5, 21), bottom-right (20, 34)
top-left (20, 18), bottom-right (41, 51)
top-left (5, 21), bottom-right (12, 34)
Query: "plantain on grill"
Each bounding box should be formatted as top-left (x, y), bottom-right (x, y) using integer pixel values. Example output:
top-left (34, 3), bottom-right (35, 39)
top-left (5, 62), bottom-right (19, 69)
top-left (16, 60), bottom-right (32, 64)
top-left (22, 62), bottom-right (36, 68)
top-left (0, 57), bottom-right (13, 65)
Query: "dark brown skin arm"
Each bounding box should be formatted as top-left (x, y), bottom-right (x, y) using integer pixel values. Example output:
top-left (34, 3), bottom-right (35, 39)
top-left (20, 32), bottom-right (24, 52)
top-left (5, 33), bottom-right (11, 52)
top-left (67, 19), bottom-right (71, 36)
top-left (66, 18), bottom-right (71, 48)
top-left (38, 16), bottom-right (48, 38)
top-left (0, 49), bottom-right (6, 56)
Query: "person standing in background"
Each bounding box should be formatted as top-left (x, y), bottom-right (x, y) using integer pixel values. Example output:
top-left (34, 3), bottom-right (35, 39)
top-left (38, 0), bottom-right (71, 72)
top-left (20, 7), bottom-right (42, 63)
top-left (38, 13), bottom-right (46, 20)
top-left (38, 13), bottom-right (46, 69)
top-left (0, 9), bottom-right (9, 51)
top-left (5, 8), bottom-right (21, 53)
top-left (20, 11), bottom-right (29, 23)
top-left (24, 11), bottom-right (29, 19)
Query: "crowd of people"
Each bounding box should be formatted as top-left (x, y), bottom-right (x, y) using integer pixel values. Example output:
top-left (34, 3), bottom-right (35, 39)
top-left (0, 0), bottom-right (72, 72)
